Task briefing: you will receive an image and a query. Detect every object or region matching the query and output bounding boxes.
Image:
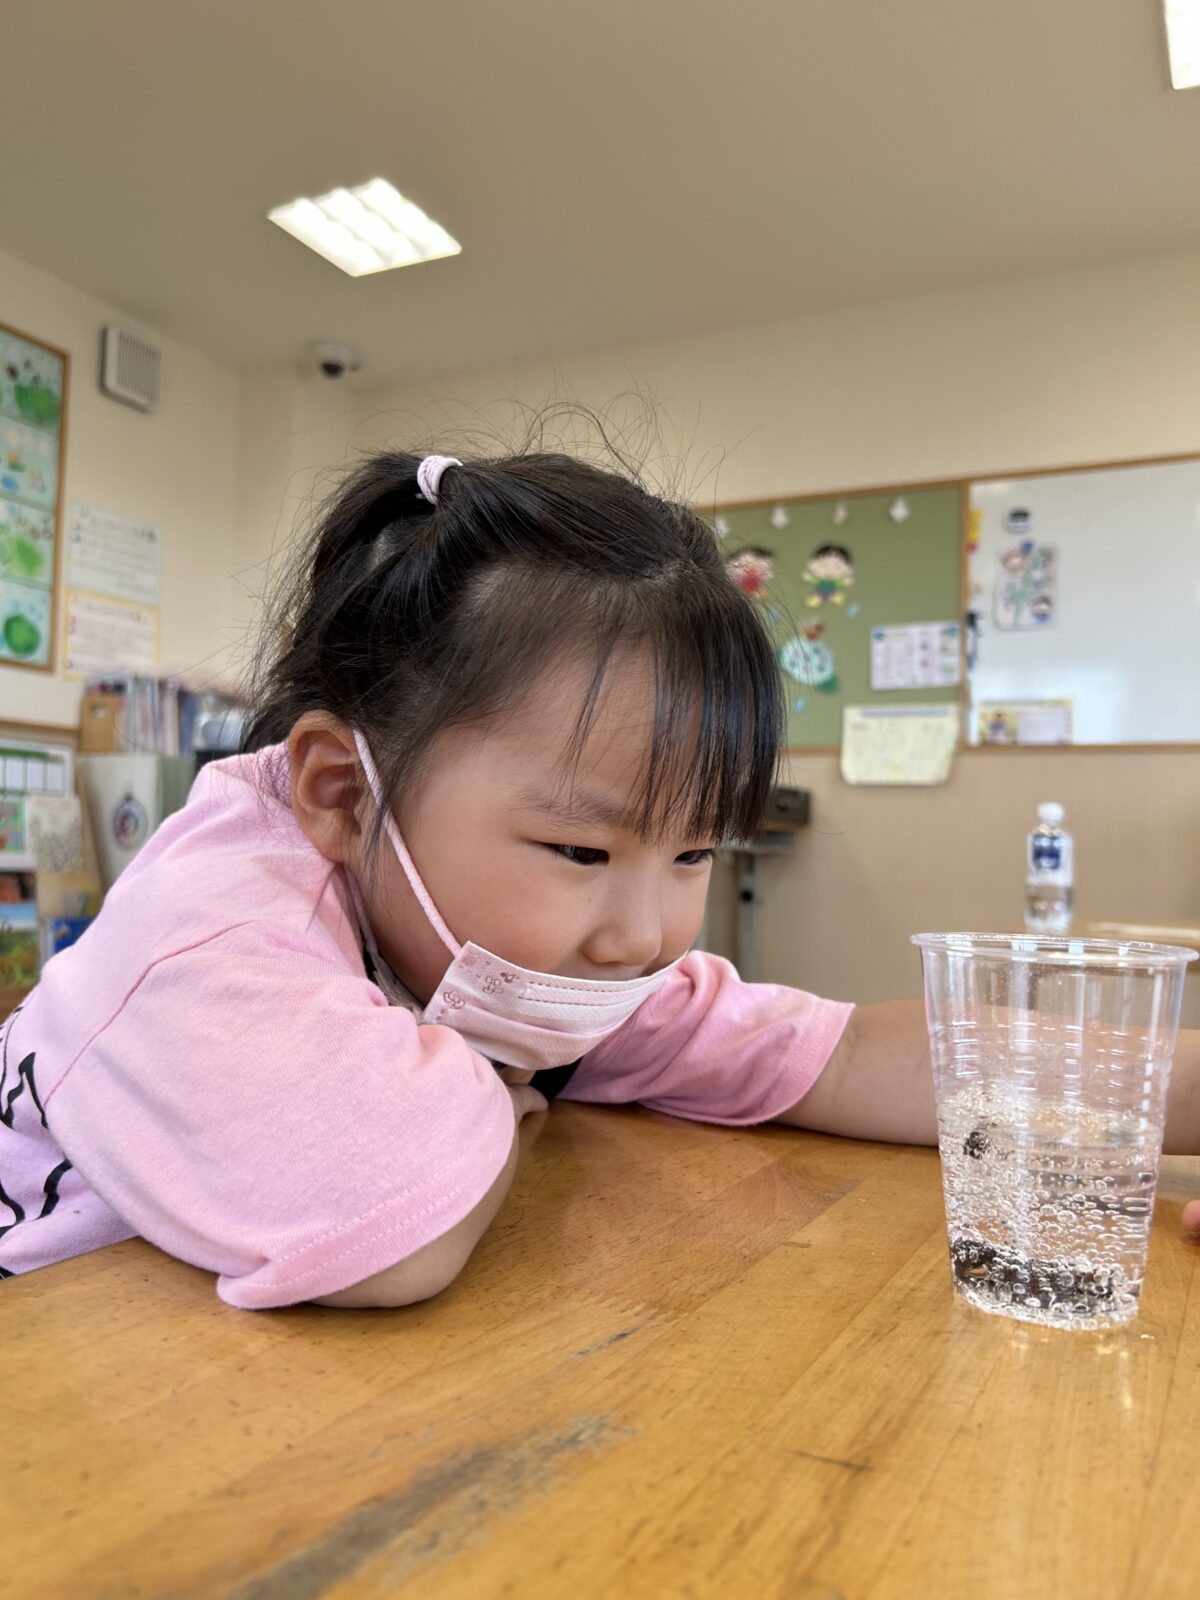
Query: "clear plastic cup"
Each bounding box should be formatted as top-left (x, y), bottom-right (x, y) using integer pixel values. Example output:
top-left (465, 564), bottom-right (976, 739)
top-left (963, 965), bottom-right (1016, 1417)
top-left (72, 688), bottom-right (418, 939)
top-left (913, 933), bottom-right (1197, 1329)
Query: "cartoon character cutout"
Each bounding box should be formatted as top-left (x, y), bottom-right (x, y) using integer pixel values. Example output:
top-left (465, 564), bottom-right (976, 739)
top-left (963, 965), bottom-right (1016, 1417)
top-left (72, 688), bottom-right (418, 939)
top-left (724, 545), bottom-right (775, 600)
top-left (778, 622), bottom-right (838, 694)
top-left (802, 543), bottom-right (854, 608)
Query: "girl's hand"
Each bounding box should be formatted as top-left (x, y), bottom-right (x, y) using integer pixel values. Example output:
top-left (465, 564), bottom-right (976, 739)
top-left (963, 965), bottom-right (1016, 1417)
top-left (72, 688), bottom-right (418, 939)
top-left (1182, 1201), bottom-right (1200, 1234)
top-left (505, 1081), bottom-right (548, 1120)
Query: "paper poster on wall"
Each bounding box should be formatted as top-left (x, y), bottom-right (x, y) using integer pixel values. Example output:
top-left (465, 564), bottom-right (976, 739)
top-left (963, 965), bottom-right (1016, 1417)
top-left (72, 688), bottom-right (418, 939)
top-left (25, 794), bottom-right (84, 873)
top-left (0, 868), bottom-right (39, 993)
top-left (63, 589), bottom-right (158, 680)
top-left (841, 705), bottom-right (960, 786)
top-left (870, 621), bottom-right (961, 691)
top-left (994, 539), bottom-right (1056, 629)
top-left (0, 578), bottom-right (53, 666)
top-left (977, 700), bottom-right (1073, 746)
top-left (67, 503), bottom-right (162, 606)
top-left (0, 322), bottom-right (67, 670)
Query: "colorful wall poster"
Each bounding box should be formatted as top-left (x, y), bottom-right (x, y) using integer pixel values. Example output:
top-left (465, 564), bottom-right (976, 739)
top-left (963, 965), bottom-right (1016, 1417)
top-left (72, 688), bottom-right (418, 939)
top-left (0, 323), bottom-right (68, 669)
top-left (994, 539), bottom-right (1057, 630)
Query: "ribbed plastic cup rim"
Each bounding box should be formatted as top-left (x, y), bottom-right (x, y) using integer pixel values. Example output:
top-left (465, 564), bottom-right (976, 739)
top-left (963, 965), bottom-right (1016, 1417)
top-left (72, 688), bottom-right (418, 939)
top-left (912, 931), bottom-right (1199, 970)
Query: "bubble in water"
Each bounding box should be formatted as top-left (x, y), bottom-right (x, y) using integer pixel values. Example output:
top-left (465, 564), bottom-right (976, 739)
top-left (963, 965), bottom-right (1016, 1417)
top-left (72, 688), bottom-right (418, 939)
top-left (938, 1083), bottom-right (1155, 1329)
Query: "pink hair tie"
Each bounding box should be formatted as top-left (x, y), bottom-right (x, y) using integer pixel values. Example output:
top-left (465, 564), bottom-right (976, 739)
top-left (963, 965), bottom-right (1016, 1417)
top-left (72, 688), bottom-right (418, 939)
top-left (416, 454), bottom-right (462, 505)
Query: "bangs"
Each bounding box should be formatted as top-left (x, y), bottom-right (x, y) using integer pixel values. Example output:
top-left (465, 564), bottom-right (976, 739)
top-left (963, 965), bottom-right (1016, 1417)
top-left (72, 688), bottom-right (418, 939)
top-left (428, 560), bottom-right (784, 844)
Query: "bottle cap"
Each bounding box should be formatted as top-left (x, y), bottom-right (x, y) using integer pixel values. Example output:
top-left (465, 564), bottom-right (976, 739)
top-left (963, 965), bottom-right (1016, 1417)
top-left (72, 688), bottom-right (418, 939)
top-left (1037, 802), bottom-right (1065, 825)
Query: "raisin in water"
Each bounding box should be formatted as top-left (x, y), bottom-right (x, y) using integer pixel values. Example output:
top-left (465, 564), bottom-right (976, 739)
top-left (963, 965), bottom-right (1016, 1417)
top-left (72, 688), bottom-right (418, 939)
top-left (937, 1082), bottom-right (1162, 1329)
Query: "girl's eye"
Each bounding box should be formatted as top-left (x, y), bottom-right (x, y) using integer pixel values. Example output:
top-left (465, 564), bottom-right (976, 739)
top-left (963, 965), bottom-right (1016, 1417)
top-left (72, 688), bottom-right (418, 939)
top-left (548, 844), bottom-right (609, 866)
top-left (676, 848), bottom-right (716, 867)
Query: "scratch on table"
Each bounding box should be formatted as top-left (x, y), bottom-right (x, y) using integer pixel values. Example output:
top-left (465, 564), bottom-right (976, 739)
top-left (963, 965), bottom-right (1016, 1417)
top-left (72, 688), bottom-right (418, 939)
top-left (227, 1414), bottom-right (633, 1599)
top-left (572, 1328), bottom-right (637, 1359)
top-left (788, 1449), bottom-right (873, 1474)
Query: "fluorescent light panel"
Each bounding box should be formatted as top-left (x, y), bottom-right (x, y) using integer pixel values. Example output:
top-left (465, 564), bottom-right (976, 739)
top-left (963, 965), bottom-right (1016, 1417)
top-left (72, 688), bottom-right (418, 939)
top-left (268, 178), bottom-right (461, 276)
top-left (1164, 0), bottom-right (1200, 89)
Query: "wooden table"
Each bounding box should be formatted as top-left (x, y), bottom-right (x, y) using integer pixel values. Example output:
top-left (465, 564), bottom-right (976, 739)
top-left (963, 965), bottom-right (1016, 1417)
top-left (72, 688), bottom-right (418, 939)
top-left (5, 1103), bottom-right (1200, 1600)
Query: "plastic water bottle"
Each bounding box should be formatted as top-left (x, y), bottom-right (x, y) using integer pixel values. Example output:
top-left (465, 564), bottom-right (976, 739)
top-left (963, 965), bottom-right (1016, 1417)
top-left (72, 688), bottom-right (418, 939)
top-left (1025, 802), bottom-right (1074, 935)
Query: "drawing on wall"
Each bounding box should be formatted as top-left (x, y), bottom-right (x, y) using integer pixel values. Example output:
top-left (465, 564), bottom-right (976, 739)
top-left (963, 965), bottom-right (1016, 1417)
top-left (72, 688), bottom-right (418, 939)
top-left (977, 699), bottom-right (1073, 746)
top-left (725, 544), bottom-right (775, 600)
top-left (0, 323), bottom-right (67, 669)
top-left (778, 622), bottom-right (838, 694)
top-left (802, 543), bottom-right (855, 608)
top-left (994, 539), bottom-right (1057, 629)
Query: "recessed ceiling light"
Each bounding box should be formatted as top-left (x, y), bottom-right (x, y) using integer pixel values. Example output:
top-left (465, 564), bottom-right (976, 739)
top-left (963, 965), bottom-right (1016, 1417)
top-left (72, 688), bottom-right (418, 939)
top-left (1163, 0), bottom-right (1200, 89)
top-left (268, 178), bottom-right (461, 276)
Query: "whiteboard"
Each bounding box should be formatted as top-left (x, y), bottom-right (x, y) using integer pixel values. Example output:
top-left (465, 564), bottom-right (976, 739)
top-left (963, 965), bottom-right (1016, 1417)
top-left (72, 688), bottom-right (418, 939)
top-left (967, 459), bottom-right (1200, 745)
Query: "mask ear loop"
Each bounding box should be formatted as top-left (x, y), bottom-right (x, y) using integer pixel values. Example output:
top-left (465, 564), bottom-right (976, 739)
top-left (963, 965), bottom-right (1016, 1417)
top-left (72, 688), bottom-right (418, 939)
top-left (353, 732), bottom-right (463, 960)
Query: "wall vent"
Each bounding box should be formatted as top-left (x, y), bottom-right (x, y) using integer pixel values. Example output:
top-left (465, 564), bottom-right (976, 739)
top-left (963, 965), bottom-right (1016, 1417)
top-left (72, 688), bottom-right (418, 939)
top-left (99, 326), bottom-right (160, 412)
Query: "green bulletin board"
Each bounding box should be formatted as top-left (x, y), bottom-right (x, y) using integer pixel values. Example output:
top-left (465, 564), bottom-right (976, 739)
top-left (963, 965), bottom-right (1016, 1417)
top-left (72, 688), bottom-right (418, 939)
top-left (712, 485), bottom-right (964, 748)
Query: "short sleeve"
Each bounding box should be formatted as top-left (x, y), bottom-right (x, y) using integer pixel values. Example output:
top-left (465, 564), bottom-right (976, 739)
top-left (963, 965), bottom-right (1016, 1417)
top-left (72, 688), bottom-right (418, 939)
top-left (42, 924), bottom-right (516, 1309)
top-left (561, 951), bottom-right (853, 1126)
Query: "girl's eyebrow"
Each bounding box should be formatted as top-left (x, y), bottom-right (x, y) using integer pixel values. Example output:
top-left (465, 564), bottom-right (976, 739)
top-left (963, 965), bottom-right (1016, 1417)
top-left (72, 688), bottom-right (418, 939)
top-left (513, 783), bottom-right (637, 830)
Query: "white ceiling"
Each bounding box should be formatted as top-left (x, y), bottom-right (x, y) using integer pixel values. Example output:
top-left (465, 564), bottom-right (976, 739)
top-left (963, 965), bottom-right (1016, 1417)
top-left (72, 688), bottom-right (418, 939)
top-left (3, 0), bottom-right (1198, 387)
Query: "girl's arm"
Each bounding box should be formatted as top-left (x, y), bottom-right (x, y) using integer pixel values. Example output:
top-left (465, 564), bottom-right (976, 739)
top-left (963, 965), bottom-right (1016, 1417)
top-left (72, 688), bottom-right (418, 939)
top-left (313, 1084), bottom-right (547, 1308)
top-left (771, 1001), bottom-right (936, 1145)
top-left (775, 1001), bottom-right (1200, 1164)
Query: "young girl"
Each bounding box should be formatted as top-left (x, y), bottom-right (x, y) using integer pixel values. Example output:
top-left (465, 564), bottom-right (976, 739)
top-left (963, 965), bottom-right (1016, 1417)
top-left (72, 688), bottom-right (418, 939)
top-left (3, 448), bottom-right (1199, 1308)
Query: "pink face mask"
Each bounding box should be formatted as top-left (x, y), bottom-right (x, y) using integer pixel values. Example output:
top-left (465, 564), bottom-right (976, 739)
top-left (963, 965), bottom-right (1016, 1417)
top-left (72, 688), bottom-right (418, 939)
top-left (351, 733), bottom-right (685, 1071)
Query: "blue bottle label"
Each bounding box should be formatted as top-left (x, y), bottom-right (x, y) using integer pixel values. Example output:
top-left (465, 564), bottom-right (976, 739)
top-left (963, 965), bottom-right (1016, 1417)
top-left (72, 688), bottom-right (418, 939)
top-left (1032, 836), bottom-right (1062, 871)
top-left (1028, 832), bottom-right (1073, 886)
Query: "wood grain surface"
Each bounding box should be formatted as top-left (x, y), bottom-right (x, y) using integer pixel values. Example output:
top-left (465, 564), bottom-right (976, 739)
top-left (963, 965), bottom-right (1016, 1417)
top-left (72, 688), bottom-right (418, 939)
top-left (4, 1102), bottom-right (1199, 1600)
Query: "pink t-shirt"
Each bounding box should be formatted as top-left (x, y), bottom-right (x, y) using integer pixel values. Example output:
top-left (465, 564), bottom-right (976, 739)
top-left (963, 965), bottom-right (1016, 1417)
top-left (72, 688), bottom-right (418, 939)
top-left (0, 747), bottom-right (852, 1308)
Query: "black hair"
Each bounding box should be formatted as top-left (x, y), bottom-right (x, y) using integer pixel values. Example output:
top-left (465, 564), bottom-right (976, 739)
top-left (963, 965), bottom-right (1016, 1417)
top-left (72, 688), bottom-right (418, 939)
top-left (243, 443), bottom-right (785, 852)
top-left (810, 543), bottom-right (852, 562)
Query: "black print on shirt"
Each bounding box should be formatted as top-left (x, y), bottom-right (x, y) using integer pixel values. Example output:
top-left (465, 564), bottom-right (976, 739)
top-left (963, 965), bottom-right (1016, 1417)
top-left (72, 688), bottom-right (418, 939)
top-left (0, 1002), bottom-right (44, 1129)
top-left (0, 1009), bottom-right (72, 1279)
top-left (2, 1051), bottom-right (45, 1129)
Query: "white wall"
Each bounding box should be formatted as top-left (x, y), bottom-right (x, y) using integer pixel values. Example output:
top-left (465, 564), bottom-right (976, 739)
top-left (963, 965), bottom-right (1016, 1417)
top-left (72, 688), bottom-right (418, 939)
top-left (0, 244), bottom-right (241, 729)
top-left (236, 245), bottom-right (1200, 576)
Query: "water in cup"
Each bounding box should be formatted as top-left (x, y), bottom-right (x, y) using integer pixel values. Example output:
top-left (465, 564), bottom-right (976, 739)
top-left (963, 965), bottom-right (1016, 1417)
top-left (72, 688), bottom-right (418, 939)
top-left (938, 1081), bottom-right (1159, 1327)
top-left (913, 933), bottom-right (1197, 1331)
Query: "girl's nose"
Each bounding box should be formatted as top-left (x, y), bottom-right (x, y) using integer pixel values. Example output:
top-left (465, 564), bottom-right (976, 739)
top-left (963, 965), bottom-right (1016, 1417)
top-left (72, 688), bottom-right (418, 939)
top-left (583, 893), bottom-right (663, 974)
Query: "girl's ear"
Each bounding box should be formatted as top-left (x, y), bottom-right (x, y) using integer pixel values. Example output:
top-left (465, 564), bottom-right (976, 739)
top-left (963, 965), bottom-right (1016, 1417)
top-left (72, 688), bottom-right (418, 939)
top-left (287, 712), bottom-right (364, 865)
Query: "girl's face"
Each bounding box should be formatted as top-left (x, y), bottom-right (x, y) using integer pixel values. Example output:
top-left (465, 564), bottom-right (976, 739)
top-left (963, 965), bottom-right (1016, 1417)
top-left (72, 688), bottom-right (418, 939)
top-left (351, 655), bottom-right (717, 1005)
